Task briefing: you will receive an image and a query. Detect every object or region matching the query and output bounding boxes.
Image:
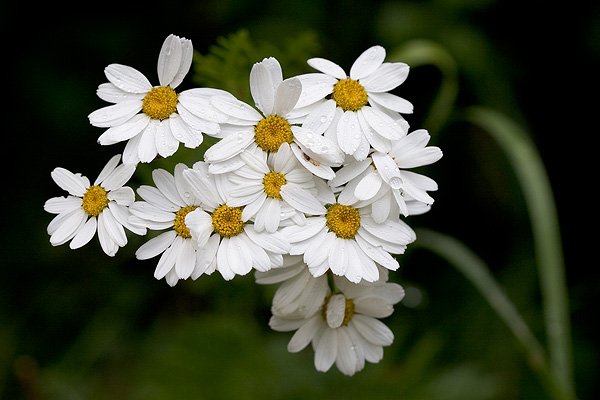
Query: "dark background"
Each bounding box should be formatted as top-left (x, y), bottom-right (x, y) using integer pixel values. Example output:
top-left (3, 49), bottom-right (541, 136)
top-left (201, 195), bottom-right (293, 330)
top-left (3, 0), bottom-right (598, 399)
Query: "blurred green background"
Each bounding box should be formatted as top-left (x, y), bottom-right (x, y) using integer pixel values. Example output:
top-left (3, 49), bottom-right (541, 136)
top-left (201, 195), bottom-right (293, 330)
top-left (3, 0), bottom-right (598, 399)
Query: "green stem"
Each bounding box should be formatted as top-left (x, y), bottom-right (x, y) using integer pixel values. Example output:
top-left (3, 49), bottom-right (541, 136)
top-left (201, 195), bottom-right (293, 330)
top-left (414, 229), bottom-right (572, 400)
top-left (463, 107), bottom-right (575, 398)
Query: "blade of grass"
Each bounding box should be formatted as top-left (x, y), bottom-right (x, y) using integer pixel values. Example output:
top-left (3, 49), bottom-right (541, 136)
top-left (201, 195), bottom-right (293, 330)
top-left (463, 107), bottom-right (574, 398)
top-left (414, 229), bottom-right (572, 400)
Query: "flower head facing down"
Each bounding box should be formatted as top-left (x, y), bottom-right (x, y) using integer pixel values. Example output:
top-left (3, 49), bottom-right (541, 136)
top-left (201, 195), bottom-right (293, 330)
top-left (258, 260), bottom-right (405, 376)
top-left (44, 154), bottom-right (145, 256)
top-left (295, 45), bottom-right (413, 160)
top-left (88, 34), bottom-right (231, 164)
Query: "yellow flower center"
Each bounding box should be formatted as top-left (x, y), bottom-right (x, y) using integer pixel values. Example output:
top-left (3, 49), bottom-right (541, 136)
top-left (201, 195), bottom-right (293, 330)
top-left (82, 185), bottom-right (109, 217)
top-left (254, 115), bottom-right (294, 152)
top-left (263, 171), bottom-right (287, 199)
top-left (332, 78), bottom-right (368, 111)
top-left (173, 205), bottom-right (199, 238)
top-left (212, 204), bottom-right (245, 238)
top-left (142, 86), bottom-right (178, 120)
top-left (326, 204), bottom-right (361, 239)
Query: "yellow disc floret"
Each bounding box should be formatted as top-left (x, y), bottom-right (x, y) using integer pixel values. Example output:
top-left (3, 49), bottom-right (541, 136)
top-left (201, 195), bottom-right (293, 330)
top-left (326, 203), bottom-right (361, 239)
top-left (332, 78), bottom-right (368, 111)
top-left (82, 185), bottom-right (109, 217)
top-left (263, 171), bottom-right (287, 199)
top-left (142, 86), bottom-right (178, 120)
top-left (211, 204), bottom-right (245, 238)
top-left (254, 115), bottom-right (294, 152)
top-left (173, 205), bottom-right (199, 238)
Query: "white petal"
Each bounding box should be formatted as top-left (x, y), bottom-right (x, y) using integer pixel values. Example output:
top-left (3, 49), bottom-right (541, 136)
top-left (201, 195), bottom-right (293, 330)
top-left (227, 235), bottom-right (253, 276)
top-left (368, 92), bottom-right (413, 114)
top-left (97, 111), bottom-right (149, 145)
top-left (302, 99), bottom-right (336, 136)
top-left (328, 159), bottom-right (371, 188)
top-left (185, 208), bottom-right (214, 247)
top-left (122, 133), bottom-right (142, 164)
top-left (211, 96), bottom-right (263, 122)
top-left (154, 236), bottom-right (182, 279)
top-left (98, 210), bottom-right (127, 247)
top-left (272, 78), bottom-right (302, 116)
top-left (326, 294), bottom-right (347, 328)
top-left (109, 203), bottom-right (146, 235)
top-left (295, 73), bottom-right (337, 108)
top-left (216, 238), bottom-right (236, 280)
top-left (96, 82), bottom-right (143, 103)
top-left (175, 239), bottom-right (196, 279)
top-left (134, 123), bottom-right (158, 163)
top-left (371, 151), bottom-right (402, 189)
top-left (204, 131), bottom-right (254, 163)
top-left (354, 171), bottom-right (383, 201)
top-left (337, 111), bottom-right (362, 155)
top-left (169, 114), bottom-right (202, 148)
top-left (94, 154), bottom-right (121, 185)
top-left (49, 209), bottom-right (86, 246)
top-left (360, 107), bottom-right (404, 140)
top-left (44, 196), bottom-right (81, 214)
top-left (135, 230), bottom-right (176, 260)
top-left (350, 45), bottom-right (386, 80)
top-left (104, 64), bottom-right (152, 93)
top-left (102, 164), bottom-right (136, 191)
top-left (152, 168), bottom-right (185, 207)
top-left (351, 314), bottom-right (394, 346)
top-left (314, 328), bottom-right (337, 372)
top-left (51, 168), bottom-right (88, 197)
top-left (329, 238), bottom-right (349, 277)
top-left (69, 217), bottom-right (97, 249)
top-left (288, 316), bottom-right (322, 353)
top-left (361, 62), bottom-right (410, 92)
top-left (280, 185), bottom-right (326, 215)
top-left (281, 217), bottom-right (325, 243)
top-left (193, 233), bottom-right (219, 278)
top-left (107, 187), bottom-right (135, 206)
top-left (97, 216), bottom-right (119, 256)
top-left (250, 60), bottom-right (276, 115)
top-left (240, 194), bottom-right (266, 221)
top-left (335, 327), bottom-right (363, 376)
top-left (355, 235), bottom-right (400, 271)
top-left (244, 226), bottom-right (290, 254)
top-left (307, 57), bottom-right (347, 79)
top-left (136, 185), bottom-right (178, 211)
top-left (154, 121), bottom-right (180, 157)
top-left (157, 34), bottom-right (184, 87)
top-left (89, 100), bottom-right (143, 129)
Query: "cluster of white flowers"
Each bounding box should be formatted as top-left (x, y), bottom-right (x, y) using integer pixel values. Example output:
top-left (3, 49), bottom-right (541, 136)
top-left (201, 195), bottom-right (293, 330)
top-left (44, 34), bottom-right (442, 376)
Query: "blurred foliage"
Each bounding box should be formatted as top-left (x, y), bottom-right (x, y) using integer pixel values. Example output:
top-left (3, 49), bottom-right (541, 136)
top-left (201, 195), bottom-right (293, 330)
top-left (4, 0), bottom-right (598, 399)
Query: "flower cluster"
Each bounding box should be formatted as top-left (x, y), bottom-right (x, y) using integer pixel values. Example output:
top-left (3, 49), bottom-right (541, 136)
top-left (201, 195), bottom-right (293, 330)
top-left (44, 34), bottom-right (442, 375)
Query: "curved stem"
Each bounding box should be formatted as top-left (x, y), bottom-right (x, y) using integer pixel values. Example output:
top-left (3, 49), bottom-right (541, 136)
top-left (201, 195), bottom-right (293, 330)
top-left (414, 229), bottom-right (573, 400)
top-left (463, 107), bottom-right (575, 398)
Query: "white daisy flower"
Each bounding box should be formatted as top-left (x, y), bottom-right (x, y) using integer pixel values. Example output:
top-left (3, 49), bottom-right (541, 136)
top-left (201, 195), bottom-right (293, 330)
top-left (44, 154), bottom-right (144, 256)
top-left (294, 45), bottom-right (412, 160)
top-left (280, 197), bottom-right (416, 283)
top-left (265, 265), bottom-right (405, 376)
top-left (182, 161), bottom-right (291, 281)
top-left (129, 163), bottom-right (210, 286)
top-left (226, 143), bottom-right (330, 232)
top-left (203, 57), bottom-right (344, 179)
top-left (330, 129), bottom-right (443, 218)
top-left (88, 34), bottom-right (231, 164)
